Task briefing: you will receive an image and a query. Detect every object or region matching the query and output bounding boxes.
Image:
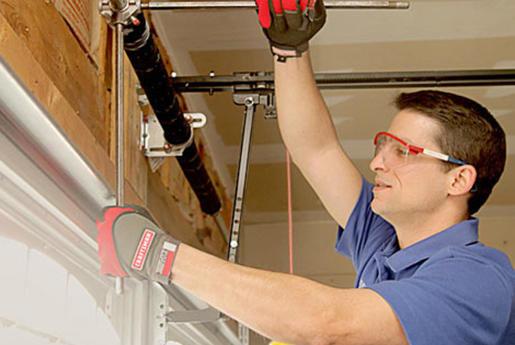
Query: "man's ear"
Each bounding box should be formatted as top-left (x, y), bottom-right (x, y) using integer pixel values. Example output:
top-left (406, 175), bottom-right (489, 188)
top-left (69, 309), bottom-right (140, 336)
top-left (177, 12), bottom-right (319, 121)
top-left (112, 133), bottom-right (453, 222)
top-left (448, 165), bottom-right (477, 196)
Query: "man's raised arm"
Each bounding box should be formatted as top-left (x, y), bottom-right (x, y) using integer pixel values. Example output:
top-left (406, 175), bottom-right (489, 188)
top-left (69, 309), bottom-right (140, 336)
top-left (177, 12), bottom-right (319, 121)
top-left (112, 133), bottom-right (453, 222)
top-left (256, 0), bottom-right (363, 226)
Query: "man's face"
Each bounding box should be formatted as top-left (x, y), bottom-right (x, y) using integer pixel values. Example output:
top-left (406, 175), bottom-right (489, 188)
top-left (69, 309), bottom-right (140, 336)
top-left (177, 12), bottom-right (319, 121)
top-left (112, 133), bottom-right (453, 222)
top-left (369, 110), bottom-right (450, 220)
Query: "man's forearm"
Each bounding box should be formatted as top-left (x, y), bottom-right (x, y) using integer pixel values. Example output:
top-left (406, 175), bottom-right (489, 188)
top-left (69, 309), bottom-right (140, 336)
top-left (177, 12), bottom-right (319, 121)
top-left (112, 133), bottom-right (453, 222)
top-left (96, 206), bottom-right (403, 345)
top-left (275, 51), bottom-right (340, 162)
top-left (172, 244), bottom-right (347, 344)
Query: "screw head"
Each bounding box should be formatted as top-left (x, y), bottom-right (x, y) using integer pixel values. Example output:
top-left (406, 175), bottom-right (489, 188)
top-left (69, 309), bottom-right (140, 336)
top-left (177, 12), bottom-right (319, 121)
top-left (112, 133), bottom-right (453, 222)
top-left (244, 97), bottom-right (254, 106)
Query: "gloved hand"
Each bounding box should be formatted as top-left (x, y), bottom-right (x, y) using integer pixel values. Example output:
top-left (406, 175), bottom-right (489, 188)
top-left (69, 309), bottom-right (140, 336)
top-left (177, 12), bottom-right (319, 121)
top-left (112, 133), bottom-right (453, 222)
top-left (256, 0), bottom-right (326, 61)
top-left (96, 205), bottom-right (180, 285)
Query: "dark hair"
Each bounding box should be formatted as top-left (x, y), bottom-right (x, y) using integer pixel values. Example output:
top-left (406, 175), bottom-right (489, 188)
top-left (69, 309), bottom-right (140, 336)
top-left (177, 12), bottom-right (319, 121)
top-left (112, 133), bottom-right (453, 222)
top-left (395, 90), bottom-right (506, 215)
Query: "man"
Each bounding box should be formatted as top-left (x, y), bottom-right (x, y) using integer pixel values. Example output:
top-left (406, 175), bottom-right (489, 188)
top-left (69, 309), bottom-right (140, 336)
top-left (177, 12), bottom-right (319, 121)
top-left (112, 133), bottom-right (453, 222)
top-left (97, 1), bottom-right (514, 344)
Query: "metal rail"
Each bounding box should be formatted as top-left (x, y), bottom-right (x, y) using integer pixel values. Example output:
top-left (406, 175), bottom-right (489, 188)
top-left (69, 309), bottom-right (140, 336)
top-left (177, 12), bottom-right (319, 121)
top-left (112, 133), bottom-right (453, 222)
top-left (142, 0), bottom-right (410, 10)
top-left (115, 23), bottom-right (125, 208)
top-left (227, 95), bottom-right (256, 263)
top-left (171, 69), bottom-right (515, 93)
top-left (114, 22), bottom-right (125, 295)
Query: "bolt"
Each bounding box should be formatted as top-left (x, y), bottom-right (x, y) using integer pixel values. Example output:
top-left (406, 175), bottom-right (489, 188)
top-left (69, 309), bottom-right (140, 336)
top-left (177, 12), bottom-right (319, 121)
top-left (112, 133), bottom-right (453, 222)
top-left (100, 10), bottom-right (113, 19)
top-left (244, 97), bottom-right (254, 106)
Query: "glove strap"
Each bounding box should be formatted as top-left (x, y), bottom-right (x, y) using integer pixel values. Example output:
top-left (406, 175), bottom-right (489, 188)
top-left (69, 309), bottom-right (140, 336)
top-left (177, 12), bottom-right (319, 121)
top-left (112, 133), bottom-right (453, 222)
top-left (274, 51), bottom-right (302, 63)
top-left (154, 239), bottom-right (181, 285)
top-left (270, 43), bottom-right (308, 63)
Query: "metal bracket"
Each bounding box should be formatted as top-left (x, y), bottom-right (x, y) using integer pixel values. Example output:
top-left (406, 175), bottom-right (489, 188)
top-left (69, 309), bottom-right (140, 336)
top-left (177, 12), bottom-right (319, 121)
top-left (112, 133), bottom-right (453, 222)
top-left (166, 307), bottom-right (222, 324)
top-left (105, 280), bottom-right (168, 345)
top-left (233, 72), bottom-right (277, 119)
top-left (141, 113), bottom-right (206, 155)
top-left (261, 93), bottom-right (276, 119)
top-left (99, 0), bottom-right (141, 26)
top-left (160, 284), bottom-right (229, 326)
top-left (140, 113), bottom-right (206, 172)
top-left (148, 282), bottom-right (169, 345)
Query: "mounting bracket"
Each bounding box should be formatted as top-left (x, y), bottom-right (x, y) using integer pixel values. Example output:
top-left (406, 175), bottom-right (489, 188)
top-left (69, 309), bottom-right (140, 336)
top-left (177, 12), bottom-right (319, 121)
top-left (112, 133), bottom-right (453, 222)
top-left (140, 113), bottom-right (207, 172)
top-left (99, 0), bottom-right (142, 26)
top-left (233, 72), bottom-right (277, 119)
top-left (140, 113), bottom-right (207, 156)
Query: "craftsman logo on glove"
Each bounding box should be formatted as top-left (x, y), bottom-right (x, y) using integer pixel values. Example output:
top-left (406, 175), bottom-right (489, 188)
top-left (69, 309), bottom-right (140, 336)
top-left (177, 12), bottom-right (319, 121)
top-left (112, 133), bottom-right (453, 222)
top-left (131, 229), bottom-right (156, 270)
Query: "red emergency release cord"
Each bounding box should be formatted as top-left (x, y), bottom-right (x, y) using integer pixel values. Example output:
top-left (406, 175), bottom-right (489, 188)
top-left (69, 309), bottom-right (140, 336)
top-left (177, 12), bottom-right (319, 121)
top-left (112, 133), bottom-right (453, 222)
top-left (286, 151), bottom-right (294, 274)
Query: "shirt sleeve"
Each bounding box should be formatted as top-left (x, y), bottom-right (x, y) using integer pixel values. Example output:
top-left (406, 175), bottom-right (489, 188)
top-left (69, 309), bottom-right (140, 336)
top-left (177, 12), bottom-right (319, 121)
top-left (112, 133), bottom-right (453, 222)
top-left (369, 257), bottom-right (513, 345)
top-left (335, 176), bottom-right (394, 272)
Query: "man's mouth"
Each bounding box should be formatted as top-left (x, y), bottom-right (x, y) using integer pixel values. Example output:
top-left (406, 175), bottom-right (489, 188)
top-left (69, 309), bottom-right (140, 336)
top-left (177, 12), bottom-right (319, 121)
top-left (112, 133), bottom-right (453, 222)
top-left (374, 180), bottom-right (392, 191)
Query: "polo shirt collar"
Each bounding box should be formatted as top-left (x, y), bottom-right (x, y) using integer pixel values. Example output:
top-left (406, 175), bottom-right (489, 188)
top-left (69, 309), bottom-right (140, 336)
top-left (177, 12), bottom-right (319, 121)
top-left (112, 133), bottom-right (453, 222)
top-left (384, 218), bottom-right (479, 273)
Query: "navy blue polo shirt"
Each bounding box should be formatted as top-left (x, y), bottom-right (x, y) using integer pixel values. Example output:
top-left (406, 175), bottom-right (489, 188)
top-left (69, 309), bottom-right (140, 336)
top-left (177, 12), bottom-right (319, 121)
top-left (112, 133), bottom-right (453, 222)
top-left (335, 178), bottom-right (514, 345)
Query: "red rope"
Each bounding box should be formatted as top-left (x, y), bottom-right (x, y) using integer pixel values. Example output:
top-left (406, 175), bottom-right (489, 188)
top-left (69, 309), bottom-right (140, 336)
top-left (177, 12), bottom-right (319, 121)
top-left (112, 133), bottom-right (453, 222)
top-left (286, 151), bottom-right (294, 274)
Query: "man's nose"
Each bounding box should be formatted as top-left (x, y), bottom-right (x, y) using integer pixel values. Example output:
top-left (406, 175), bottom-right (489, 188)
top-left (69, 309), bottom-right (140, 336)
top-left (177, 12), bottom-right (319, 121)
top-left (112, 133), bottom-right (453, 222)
top-left (369, 151), bottom-right (387, 172)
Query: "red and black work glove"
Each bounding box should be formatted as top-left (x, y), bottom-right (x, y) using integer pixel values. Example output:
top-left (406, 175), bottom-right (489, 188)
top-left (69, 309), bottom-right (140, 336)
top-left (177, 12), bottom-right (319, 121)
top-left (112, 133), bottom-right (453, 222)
top-left (96, 205), bottom-right (180, 285)
top-left (256, 0), bottom-right (326, 61)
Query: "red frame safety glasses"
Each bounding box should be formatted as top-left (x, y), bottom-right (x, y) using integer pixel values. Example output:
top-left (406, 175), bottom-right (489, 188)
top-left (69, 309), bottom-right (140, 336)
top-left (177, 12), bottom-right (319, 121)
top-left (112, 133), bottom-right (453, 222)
top-left (373, 132), bottom-right (478, 193)
top-left (373, 131), bottom-right (468, 168)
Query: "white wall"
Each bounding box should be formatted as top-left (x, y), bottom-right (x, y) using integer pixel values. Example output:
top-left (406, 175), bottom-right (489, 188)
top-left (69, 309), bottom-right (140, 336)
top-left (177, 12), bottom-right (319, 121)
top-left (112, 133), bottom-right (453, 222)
top-left (479, 217), bottom-right (515, 263)
top-left (241, 216), bottom-right (515, 290)
top-left (241, 220), bottom-right (356, 288)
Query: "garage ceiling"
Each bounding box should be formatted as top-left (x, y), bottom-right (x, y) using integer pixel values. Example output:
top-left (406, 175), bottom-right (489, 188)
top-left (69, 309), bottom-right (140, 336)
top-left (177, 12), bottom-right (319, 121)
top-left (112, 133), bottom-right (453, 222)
top-left (151, 0), bottom-right (515, 224)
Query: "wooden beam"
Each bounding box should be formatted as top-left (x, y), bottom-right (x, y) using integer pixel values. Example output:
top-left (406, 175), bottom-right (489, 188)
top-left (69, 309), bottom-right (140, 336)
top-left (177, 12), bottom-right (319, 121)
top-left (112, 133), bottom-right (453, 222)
top-left (0, 0), bottom-right (108, 147)
top-left (0, 10), bottom-right (226, 256)
top-left (0, 2), bottom-right (229, 256)
top-left (0, 10), bottom-right (140, 204)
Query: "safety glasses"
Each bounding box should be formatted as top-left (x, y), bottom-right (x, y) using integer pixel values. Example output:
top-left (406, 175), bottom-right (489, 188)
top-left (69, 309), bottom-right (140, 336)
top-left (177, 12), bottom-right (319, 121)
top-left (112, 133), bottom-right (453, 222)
top-left (373, 131), bottom-right (468, 169)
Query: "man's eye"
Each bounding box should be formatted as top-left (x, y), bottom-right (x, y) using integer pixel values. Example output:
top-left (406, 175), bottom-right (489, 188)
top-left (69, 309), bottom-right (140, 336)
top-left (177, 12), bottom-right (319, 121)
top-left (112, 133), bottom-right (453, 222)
top-left (395, 147), bottom-right (408, 156)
